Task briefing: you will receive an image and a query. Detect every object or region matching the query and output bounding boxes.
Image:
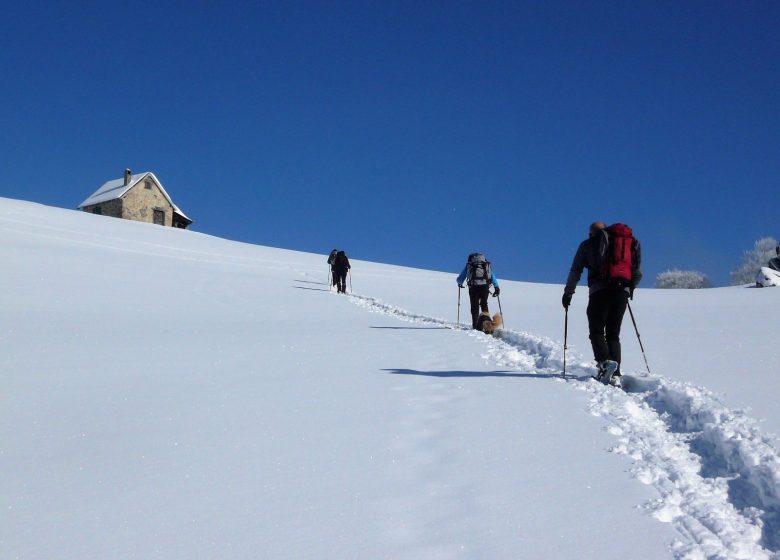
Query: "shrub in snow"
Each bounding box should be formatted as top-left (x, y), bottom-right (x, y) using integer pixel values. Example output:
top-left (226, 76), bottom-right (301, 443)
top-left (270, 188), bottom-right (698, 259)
top-left (655, 269), bottom-right (712, 289)
top-left (730, 237), bottom-right (778, 285)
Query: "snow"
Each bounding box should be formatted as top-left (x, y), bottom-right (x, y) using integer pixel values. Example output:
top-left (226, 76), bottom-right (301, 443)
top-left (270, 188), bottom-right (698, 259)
top-left (1, 196), bottom-right (779, 559)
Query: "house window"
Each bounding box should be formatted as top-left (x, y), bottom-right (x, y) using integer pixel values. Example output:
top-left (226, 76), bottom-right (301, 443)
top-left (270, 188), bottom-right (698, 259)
top-left (145, 180), bottom-right (152, 189)
top-left (92, 206), bottom-right (102, 215)
top-left (153, 209), bottom-right (165, 225)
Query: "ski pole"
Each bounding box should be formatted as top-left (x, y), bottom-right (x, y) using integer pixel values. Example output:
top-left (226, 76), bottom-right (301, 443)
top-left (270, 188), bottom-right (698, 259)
top-left (563, 308), bottom-right (568, 379)
top-left (627, 301), bottom-right (651, 375)
top-left (327, 269), bottom-right (332, 291)
top-left (457, 286), bottom-right (461, 326)
top-left (496, 293), bottom-right (504, 329)
top-left (348, 270), bottom-right (352, 294)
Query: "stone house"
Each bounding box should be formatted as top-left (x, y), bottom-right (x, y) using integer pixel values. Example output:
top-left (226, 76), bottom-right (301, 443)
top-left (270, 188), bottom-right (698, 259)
top-left (78, 169), bottom-right (193, 229)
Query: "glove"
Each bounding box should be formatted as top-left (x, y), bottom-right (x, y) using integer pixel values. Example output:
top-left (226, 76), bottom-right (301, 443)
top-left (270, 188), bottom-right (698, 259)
top-left (458, 284), bottom-right (464, 289)
top-left (629, 286), bottom-right (635, 300)
top-left (492, 287), bottom-right (500, 297)
top-left (562, 292), bottom-right (572, 309)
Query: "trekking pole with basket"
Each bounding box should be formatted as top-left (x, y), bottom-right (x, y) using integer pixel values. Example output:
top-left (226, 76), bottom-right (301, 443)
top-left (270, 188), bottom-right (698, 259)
top-left (627, 301), bottom-right (651, 375)
top-left (457, 286), bottom-right (462, 326)
top-left (494, 291), bottom-right (504, 329)
top-left (563, 308), bottom-right (568, 380)
top-left (348, 270), bottom-right (353, 294)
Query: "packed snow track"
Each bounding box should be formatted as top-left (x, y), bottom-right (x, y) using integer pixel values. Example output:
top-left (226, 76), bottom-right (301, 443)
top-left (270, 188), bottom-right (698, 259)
top-left (347, 292), bottom-right (780, 560)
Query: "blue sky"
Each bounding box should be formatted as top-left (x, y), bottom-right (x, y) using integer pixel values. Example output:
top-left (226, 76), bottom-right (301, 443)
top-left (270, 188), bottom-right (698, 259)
top-left (3, 1), bottom-right (778, 286)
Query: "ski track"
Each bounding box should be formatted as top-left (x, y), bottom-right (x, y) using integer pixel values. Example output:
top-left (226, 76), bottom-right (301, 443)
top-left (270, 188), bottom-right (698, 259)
top-left (345, 291), bottom-right (780, 560)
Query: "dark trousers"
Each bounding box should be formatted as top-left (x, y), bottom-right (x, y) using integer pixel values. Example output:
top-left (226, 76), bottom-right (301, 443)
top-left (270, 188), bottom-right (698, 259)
top-left (334, 269), bottom-right (348, 293)
top-left (586, 289), bottom-right (629, 368)
top-left (468, 285), bottom-right (490, 328)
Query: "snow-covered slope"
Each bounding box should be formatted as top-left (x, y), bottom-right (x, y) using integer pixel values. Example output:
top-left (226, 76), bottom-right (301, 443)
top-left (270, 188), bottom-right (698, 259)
top-left (2, 197), bottom-right (779, 559)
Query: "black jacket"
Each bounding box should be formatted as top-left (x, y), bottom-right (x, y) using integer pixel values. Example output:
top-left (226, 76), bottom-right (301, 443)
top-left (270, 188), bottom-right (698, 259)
top-left (564, 230), bottom-right (642, 297)
top-left (333, 252), bottom-right (351, 273)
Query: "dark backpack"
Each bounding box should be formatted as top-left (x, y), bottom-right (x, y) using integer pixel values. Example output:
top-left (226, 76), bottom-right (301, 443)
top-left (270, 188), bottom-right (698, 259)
top-left (601, 224), bottom-right (636, 287)
top-left (334, 251), bottom-right (349, 270)
top-left (467, 253), bottom-right (491, 286)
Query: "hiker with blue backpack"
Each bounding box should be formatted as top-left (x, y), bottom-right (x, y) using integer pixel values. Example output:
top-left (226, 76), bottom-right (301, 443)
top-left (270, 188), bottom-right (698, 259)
top-left (457, 253), bottom-right (500, 329)
top-left (562, 222), bottom-right (642, 388)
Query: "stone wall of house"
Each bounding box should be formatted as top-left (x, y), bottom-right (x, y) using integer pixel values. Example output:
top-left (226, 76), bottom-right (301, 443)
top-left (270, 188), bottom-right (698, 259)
top-left (83, 198), bottom-right (123, 218)
top-left (121, 177), bottom-right (173, 226)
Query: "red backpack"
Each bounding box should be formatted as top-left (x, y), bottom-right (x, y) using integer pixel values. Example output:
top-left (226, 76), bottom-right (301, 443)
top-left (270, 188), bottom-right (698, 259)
top-left (602, 223), bottom-right (635, 287)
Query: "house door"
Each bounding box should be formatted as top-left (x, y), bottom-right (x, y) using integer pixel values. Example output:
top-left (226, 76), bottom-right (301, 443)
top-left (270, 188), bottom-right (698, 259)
top-left (153, 209), bottom-right (165, 225)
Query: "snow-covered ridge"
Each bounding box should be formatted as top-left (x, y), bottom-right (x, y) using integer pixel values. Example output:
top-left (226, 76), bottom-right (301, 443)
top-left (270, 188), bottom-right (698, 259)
top-left (4, 197), bottom-right (780, 559)
top-left (346, 291), bottom-right (780, 559)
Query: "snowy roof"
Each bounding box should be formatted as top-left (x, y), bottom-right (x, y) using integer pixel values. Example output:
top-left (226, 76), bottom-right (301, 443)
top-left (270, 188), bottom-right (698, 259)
top-left (78, 171), bottom-right (188, 222)
top-left (172, 204), bottom-right (191, 222)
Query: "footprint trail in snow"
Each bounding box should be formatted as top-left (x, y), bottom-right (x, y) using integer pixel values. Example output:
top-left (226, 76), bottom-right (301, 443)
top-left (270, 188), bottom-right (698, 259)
top-left (347, 292), bottom-right (780, 560)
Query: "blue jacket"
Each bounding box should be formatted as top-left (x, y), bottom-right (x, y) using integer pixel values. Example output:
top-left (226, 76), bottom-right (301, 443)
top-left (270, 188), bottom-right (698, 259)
top-left (457, 264), bottom-right (499, 289)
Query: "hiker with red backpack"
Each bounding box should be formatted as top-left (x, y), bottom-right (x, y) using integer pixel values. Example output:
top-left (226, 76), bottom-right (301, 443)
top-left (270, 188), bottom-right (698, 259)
top-left (562, 222), bottom-right (642, 387)
top-left (457, 253), bottom-right (500, 329)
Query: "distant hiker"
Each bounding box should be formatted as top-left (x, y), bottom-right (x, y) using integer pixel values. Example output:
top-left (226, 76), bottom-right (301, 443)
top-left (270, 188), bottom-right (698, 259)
top-left (768, 246), bottom-right (780, 272)
top-left (457, 253), bottom-right (500, 329)
top-left (562, 222), bottom-right (642, 387)
top-left (332, 250), bottom-right (351, 294)
top-left (758, 245), bottom-right (780, 287)
top-left (327, 249), bottom-right (338, 286)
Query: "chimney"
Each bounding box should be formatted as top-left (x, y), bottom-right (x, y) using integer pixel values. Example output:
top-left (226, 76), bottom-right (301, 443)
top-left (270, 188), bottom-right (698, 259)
top-left (124, 168), bottom-right (132, 186)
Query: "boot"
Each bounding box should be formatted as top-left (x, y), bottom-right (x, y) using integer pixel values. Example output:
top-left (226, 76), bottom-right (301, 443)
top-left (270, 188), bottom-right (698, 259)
top-left (597, 360), bottom-right (619, 385)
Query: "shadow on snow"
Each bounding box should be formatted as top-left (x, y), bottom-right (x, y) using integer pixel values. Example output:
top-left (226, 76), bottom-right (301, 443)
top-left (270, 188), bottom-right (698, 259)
top-left (370, 326), bottom-right (449, 330)
top-left (383, 368), bottom-right (560, 380)
top-left (292, 285), bottom-right (331, 292)
top-left (293, 279), bottom-right (330, 286)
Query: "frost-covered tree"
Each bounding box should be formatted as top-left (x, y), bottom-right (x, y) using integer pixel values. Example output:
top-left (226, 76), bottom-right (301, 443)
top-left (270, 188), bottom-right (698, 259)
top-left (730, 237), bottom-right (778, 285)
top-left (655, 269), bottom-right (712, 289)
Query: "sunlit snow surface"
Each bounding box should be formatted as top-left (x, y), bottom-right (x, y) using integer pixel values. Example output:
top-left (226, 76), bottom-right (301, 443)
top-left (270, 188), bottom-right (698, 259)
top-left (1, 197), bottom-right (779, 559)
